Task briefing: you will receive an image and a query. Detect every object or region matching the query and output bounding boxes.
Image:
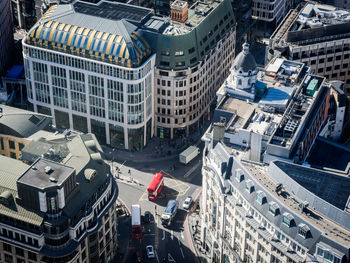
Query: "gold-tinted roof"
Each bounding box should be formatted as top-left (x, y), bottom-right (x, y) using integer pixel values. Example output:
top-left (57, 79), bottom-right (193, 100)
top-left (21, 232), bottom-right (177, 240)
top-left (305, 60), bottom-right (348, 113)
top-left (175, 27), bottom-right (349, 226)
top-left (26, 18), bottom-right (151, 68)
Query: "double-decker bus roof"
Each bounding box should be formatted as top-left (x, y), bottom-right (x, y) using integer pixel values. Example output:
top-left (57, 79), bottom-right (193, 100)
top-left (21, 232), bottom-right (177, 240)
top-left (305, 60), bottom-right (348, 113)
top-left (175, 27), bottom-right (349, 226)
top-left (147, 173), bottom-right (163, 191)
top-left (131, 204), bottom-right (141, 226)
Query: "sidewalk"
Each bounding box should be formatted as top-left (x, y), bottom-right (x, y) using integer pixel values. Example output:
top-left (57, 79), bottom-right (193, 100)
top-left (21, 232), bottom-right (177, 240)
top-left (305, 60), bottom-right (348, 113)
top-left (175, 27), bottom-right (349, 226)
top-left (103, 119), bottom-right (211, 163)
top-left (187, 195), bottom-right (211, 263)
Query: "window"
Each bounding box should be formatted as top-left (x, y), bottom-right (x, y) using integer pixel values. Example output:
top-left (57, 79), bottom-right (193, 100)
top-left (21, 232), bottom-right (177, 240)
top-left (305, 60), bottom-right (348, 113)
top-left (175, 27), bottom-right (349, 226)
top-left (282, 213), bottom-right (294, 227)
top-left (9, 140), bottom-right (15, 149)
top-left (0, 137), bottom-right (3, 150)
top-left (235, 169), bottom-right (244, 182)
top-left (245, 180), bottom-right (254, 193)
top-left (10, 152), bottom-right (17, 159)
top-left (269, 202), bottom-right (279, 216)
top-left (175, 51), bottom-right (184, 56)
top-left (256, 191), bottom-right (266, 204)
top-left (298, 224), bottom-right (310, 238)
top-left (19, 143), bottom-right (25, 151)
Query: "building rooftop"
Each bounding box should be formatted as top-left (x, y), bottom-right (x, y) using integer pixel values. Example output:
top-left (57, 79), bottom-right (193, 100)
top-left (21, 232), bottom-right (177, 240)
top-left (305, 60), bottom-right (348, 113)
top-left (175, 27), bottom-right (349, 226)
top-left (242, 160), bottom-right (350, 247)
top-left (25, 0), bottom-right (152, 68)
top-left (171, 0), bottom-right (188, 10)
top-left (271, 2), bottom-right (350, 45)
top-left (17, 158), bottom-right (75, 190)
top-left (0, 156), bottom-right (44, 226)
top-left (0, 132), bottom-right (114, 224)
top-left (268, 74), bottom-right (326, 151)
top-left (0, 105), bottom-right (52, 138)
top-left (307, 137), bottom-right (350, 174)
top-left (207, 142), bottom-right (350, 254)
top-left (163, 0), bottom-right (221, 35)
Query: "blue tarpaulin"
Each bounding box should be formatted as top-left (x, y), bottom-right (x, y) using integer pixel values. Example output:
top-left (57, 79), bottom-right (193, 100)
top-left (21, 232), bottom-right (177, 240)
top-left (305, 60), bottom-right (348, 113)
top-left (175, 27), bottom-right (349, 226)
top-left (7, 65), bottom-right (24, 79)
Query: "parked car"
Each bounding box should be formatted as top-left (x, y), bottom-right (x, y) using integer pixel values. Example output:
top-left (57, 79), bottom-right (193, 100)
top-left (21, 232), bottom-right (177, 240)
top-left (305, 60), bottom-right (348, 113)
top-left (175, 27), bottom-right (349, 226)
top-left (182, 196), bottom-right (193, 210)
top-left (135, 250), bottom-right (143, 262)
top-left (146, 245), bottom-right (155, 259)
top-left (144, 211), bottom-right (151, 223)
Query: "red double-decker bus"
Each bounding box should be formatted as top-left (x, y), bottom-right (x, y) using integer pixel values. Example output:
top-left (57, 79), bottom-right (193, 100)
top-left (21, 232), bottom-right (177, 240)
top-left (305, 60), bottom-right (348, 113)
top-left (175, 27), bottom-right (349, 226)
top-left (147, 173), bottom-right (164, 201)
top-left (131, 204), bottom-right (142, 239)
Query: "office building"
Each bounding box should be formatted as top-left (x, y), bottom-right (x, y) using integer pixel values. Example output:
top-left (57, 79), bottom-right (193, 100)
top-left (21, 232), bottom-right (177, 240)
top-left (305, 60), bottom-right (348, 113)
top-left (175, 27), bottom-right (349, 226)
top-left (269, 3), bottom-right (350, 97)
top-left (147, 0), bottom-right (236, 138)
top-left (23, 0), bottom-right (236, 148)
top-left (0, 105), bottom-right (52, 160)
top-left (23, 1), bottom-right (156, 151)
top-left (200, 138), bottom-right (350, 263)
top-left (11, 0), bottom-right (37, 31)
top-left (0, 132), bottom-right (118, 263)
top-left (212, 51), bottom-right (330, 164)
top-left (252, 0), bottom-right (286, 26)
top-left (200, 54), bottom-right (349, 262)
top-left (0, 0), bottom-right (13, 75)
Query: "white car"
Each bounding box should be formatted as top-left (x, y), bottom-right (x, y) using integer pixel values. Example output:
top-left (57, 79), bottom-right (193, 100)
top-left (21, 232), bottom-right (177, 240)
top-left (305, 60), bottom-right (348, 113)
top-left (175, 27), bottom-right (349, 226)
top-left (182, 196), bottom-right (192, 210)
top-left (146, 245), bottom-right (155, 259)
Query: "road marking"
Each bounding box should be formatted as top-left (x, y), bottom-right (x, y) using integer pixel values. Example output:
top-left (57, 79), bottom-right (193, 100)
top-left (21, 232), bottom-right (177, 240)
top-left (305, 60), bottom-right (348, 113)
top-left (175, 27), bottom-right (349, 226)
top-left (180, 247), bottom-right (185, 258)
top-left (184, 160), bottom-right (202, 178)
top-left (155, 250), bottom-right (159, 263)
top-left (170, 230), bottom-right (174, 240)
top-left (162, 230), bottom-right (165, 241)
top-left (181, 231), bottom-right (184, 239)
top-left (178, 238), bottom-right (181, 246)
top-left (168, 253), bottom-right (176, 262)
top-left (144, 233), bottom-right (155, 236)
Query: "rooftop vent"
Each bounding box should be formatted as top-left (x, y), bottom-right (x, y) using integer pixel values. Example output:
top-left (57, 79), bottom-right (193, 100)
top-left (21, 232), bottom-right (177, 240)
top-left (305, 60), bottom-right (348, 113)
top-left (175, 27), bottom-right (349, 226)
top-left (0, 191), bottom-right (13, 206)
top-left (45, 166), bottom-right (53, 174)
top-left (49, 177), bottom-right (57, 183)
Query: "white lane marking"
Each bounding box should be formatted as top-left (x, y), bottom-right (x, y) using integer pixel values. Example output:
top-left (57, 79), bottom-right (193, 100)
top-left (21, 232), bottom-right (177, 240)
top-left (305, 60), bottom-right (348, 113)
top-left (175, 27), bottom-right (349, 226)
top-left (162, 230), bottom-right (165, 240)
top-left (170, 230), bottom-right (174, 240)
top-left (168, 253), bottom-right (176, 262)
top-left (144, 233), bottom-right (156, 236)
top-left (180, 247), bottom-right (185, 258)
top-left (178, 238), bottom-right (181, 246)
top-left (181, 231), bottom-right (184, 239)
top-left (155, 250), bottom-right (159, 263)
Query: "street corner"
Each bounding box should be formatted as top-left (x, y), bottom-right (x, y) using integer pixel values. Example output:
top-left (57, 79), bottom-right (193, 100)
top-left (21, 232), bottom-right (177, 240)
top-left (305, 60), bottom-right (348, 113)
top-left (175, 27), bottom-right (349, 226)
top-left (138, 170), bottom-right (190, 202)
top-left (160, 170), bottom-right (190, 197)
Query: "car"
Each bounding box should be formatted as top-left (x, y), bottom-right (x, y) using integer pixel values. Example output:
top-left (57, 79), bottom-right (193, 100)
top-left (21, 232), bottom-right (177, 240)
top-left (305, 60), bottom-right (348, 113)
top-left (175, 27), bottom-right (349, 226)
top-left (144, 211), bottom-right (151, 223)
top-left (183, 196), bottom-right (193, 210)
top-left (135, 250), bottom-right (143, 262)
top-left (146, 245), bottom-right (155, 259)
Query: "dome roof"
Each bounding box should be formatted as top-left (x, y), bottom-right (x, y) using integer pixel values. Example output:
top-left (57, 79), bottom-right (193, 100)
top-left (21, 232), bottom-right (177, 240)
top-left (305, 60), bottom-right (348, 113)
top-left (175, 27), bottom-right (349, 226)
top-left (233, 43), bottom-right (257, 73)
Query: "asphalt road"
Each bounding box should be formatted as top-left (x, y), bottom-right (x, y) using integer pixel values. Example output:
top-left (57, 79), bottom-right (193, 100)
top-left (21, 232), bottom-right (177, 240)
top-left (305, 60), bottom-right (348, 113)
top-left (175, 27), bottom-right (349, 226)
top-left (112, 151), bottom-right (203, 263)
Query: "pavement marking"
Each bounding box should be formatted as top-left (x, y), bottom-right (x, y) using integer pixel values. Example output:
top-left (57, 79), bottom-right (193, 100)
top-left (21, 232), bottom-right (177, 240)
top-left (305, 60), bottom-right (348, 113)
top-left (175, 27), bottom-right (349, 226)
top-left (168, 253), bottom-right (176, 262)
top-left (184, 160), bottom-right (202, 178)
top-left (178, 238), bottom-right (181, 246)
top-left (184, 216), bottom-right (195, 254)
top-left (180, 247), bottom-right (185, 258)
top-left (144, 233), bottom-right (156, 236)
top-left (138, 171), bottom-right (190, 201)
top-left (181, 231), bottom-right (184, 240)
top-left (162, 230), bottom-right (165, 241)
top-left (170, 230), bottom-right (174, 240)
top-left (155, 250), bottom-right (159, 263)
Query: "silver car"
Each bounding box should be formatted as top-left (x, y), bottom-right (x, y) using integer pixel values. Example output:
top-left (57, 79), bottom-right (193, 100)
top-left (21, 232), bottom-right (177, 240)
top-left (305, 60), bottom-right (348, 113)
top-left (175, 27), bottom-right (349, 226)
top-left (182, 196), bottom-right (192, 210)
top-left (146, 245), bottom-right (155, 259)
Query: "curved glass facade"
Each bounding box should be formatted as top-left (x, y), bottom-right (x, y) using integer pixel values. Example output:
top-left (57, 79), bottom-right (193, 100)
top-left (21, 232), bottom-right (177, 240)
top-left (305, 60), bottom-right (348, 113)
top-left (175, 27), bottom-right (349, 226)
top-left (23, 43), bottom-right (155, 150)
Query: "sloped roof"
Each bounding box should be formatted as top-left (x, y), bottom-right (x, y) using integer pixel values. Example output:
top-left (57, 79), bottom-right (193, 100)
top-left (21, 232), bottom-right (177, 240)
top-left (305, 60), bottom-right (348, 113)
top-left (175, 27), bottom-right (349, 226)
top-left (25, 1), bottom-right (152, 68)
top-left (0, 105), bottom-right (52, 138)
top-left (233, 43), bottom-right (257, 73)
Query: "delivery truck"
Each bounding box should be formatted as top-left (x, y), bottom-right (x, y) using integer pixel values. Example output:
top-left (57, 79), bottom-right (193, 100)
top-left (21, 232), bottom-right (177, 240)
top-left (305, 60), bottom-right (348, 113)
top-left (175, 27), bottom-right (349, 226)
top-left (179, 146), bottom-right (200, 164)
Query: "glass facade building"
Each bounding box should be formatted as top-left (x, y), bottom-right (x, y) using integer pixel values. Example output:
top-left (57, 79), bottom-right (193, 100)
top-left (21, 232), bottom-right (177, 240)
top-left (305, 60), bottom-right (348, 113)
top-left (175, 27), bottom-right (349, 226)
top-left (23, 11), bottom-right (155, 150)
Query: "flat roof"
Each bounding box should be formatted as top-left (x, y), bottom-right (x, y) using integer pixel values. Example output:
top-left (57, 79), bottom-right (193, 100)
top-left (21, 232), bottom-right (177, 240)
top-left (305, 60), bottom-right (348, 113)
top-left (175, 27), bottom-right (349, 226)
top-left (73, 1), bottom-right (152, 24)
top-left (17, 158), bottom-right (75, 190)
